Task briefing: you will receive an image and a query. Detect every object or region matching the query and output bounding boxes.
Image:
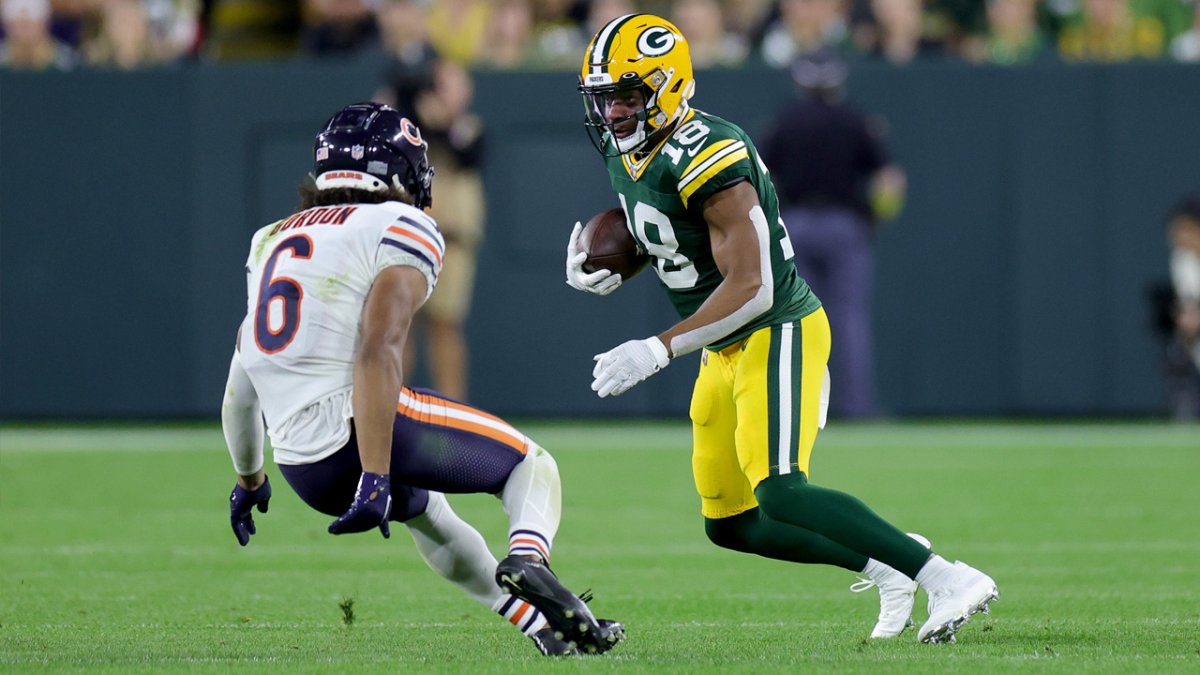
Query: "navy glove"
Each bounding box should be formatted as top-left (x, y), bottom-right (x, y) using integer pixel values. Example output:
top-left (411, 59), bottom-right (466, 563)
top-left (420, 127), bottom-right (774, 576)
top-left (329, 472), bottom-right (392, 539)
top-left (230, 475), bottom-right (272, 546)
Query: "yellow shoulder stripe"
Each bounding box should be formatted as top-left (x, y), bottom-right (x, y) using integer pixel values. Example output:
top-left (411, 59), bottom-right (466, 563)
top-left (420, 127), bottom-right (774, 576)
top-left (680, 139), bottom-right (737, 179)
top-left (679, 145), bottom-right (749, 207)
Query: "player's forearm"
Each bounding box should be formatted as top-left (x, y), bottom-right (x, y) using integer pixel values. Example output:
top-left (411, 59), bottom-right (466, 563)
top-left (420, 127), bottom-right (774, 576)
top-left (221, 353), bottom-right (265, 476)
top-left (660, 274), bottom-right (771, 357)
top-left (659, 191), bottom-right (775, 357)
top-left (352, 348), bottom-right (403, 475)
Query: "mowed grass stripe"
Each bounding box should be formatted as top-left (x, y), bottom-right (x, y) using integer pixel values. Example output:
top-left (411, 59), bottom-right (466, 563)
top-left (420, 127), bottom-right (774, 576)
top-left (2, 421), bottom-right (1198, 673)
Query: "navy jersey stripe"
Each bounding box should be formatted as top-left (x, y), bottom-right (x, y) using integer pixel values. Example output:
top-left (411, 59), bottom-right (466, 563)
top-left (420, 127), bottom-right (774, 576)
top-left (398, 215), bottom-right (442, 247)
top-left (381, 238), bottom-right (436, 270)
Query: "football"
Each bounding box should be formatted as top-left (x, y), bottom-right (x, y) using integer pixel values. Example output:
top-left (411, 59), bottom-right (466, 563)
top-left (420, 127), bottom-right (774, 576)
top-left (580, 207), bottom-right (650, 280)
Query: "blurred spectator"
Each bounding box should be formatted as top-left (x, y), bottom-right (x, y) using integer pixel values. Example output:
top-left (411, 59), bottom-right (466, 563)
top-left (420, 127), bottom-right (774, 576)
top-left (963, 0), bottom-right (1050, 63)
top-left (1163, 192), bottom-right (1200, 420)
top-left (485, 0), bottom-right (534, 68)
top-left (759, 49), bottom-right (906, 419)
top-left (585, 0), bottom-right (634, 35)
top-left (760, 0), bottom-right (850, 67)
top-left (204, 0), bottom-right (303, 60)
top-left (925, 0), bottom-right (987, 54)
top-left (83, 0), bottom-right (190, 69)
top-left (865, 0), bottom-right (946, 63)
top-left (426, 0), bottom-right (490, 64)
top-left (1057, 0), bottom-right (1167, 61)
top-left (150, 0), bottom-right (203, 60)
top-left (672, 0), bottom-right (747, 67)
top-left (523, 0), bottom-right (585, 68)
top-left (1, 0), bottom-right (76, 69)
top-left (407, 59), bottom-right (486, 401)
top-left (1136, 0), bottom-right (1195, 44)
top-left (373, 0), bottom-right (438, 118)
top-left (1169, 0), bottom-right (1200, 60)
top-left (45, 0), bottom-right (89, 49)
top-left (723, 0), bottom-right (775, 46)
top-left (300, 0), bottom-right (379, 56)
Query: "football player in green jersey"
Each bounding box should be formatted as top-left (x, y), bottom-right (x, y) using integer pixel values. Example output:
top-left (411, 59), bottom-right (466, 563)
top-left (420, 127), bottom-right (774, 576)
top-left (568, 13), bottom-right (999, 644)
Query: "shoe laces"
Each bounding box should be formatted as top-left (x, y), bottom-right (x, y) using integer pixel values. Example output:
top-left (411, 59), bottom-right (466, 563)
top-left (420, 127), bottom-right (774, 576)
top-left (849, 578), bottom-right (876, 593)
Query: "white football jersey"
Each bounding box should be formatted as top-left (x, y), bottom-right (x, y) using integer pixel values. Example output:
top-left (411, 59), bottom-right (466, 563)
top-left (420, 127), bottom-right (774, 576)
top-left (236, 200), bottom-right (445, 464)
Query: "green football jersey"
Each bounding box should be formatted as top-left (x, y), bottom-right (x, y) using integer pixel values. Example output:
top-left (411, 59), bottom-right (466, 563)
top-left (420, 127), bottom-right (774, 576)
top-left (603, 109), bottom-right (821, 350)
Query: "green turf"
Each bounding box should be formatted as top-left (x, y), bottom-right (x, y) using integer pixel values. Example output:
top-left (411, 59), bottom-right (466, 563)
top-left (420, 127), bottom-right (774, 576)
top-left (2, 421), bottom-right (1198, 673)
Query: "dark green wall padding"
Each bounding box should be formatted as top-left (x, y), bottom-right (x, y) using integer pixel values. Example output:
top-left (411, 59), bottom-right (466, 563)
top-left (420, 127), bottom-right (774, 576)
top-left (3, 61), bottom-right (1197, 418)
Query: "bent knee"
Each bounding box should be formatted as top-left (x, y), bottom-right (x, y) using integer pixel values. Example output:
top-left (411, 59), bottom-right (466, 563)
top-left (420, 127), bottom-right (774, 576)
top-left (754, 473), bottom-right (810, 520)
top-left (704, 511), bottom-right (759, 553)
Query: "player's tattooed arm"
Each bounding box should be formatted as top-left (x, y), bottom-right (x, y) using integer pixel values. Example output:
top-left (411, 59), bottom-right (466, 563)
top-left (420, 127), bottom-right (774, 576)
top-left (659, 181), bottom-right (773, 358)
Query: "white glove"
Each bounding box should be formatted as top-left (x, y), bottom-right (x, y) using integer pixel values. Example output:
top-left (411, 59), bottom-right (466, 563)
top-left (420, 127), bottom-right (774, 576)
top-left (566, 221), bottom-right (622, 296)
top-left (591, 337), bottom-right (671, 398)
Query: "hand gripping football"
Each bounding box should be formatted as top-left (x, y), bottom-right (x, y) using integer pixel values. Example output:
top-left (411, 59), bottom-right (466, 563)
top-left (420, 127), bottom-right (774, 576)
top-left (580, 208), bottom-right (650, 280)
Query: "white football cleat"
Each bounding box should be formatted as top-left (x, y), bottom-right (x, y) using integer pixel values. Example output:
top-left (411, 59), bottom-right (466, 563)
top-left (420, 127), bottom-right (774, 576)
top-left (850, 533), bottom-right (932, 638)
top-left (918, 561), bottom-right (999, 644)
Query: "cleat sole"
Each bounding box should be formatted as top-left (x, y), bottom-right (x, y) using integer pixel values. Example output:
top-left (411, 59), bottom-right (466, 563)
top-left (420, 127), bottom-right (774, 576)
top-left (920, 586), bottom-right (999, 644)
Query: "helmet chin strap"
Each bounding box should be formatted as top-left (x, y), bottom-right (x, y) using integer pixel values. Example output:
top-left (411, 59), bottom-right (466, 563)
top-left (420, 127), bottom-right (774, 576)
top-left (614, 118), bottom-right (648, 154)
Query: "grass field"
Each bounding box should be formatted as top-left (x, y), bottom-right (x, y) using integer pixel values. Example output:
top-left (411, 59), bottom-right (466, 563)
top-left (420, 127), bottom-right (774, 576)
top-left (1, 421), bottom-right (1198, 673)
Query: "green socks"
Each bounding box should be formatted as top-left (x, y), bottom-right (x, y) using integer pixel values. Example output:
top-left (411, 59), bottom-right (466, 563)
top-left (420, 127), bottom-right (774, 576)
top-left (705, 508), bottom-right (868, 572)
top-left (752, 472), bottom-right (930, 578)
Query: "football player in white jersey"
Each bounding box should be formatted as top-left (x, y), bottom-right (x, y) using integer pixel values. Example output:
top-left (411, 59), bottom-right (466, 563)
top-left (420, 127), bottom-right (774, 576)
top-left (220, 102), bottom-right (622, 656)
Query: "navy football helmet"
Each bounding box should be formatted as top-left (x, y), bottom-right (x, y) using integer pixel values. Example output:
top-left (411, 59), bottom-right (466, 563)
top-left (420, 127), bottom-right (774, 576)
top-left (313, 102), bottom-right (434, 208)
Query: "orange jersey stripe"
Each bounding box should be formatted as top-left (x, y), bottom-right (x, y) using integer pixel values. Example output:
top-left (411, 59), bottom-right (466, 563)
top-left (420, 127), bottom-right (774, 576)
top-left (417, 391), bottom-right (508, 426)
top-left (386, 225), bottom-right (443, 265)
top-left (396, 393), bottom-right (528, 455)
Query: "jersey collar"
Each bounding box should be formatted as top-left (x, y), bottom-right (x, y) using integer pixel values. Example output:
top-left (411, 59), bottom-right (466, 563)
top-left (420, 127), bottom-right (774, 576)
top-left (620, 108), bottom-right (696, 181)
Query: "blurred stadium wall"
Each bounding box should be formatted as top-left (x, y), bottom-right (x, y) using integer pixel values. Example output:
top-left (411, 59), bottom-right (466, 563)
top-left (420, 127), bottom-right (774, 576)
top-left (2, 62), bottom-right (1198, 419)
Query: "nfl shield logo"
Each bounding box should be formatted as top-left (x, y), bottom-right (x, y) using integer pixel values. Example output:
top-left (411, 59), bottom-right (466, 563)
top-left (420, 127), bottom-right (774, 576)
top-left (351, 145), bottom-right (364, 160)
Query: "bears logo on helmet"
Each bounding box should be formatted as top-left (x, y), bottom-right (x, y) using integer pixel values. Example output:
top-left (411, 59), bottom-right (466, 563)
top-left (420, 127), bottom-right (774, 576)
top-left (578, 14), bottom-right (695, 157)
top-left (313, 102), bottom-right (435, 209)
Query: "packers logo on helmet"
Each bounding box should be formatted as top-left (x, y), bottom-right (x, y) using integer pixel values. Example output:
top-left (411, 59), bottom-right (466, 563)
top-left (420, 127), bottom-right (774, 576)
top-left (578, 14), bottom-right (695, 157)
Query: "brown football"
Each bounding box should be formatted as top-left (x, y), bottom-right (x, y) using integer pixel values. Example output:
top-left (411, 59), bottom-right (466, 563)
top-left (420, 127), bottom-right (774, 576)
top-left (580, 207), bottom-right (650, 280)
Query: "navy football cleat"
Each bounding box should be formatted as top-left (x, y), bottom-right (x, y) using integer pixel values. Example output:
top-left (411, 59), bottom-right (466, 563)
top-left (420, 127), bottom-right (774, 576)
top-left (496, 555), bottom-right (622, 655)
top-left (530, 619), bottom-right (625, 656)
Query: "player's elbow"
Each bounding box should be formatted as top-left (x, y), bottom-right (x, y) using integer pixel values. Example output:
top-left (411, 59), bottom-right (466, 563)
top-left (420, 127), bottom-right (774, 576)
top-left (742, 280), bottom-right (773, 319)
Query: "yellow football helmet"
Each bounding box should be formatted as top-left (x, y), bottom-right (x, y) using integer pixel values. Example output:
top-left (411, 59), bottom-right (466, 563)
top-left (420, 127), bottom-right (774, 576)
top-left (578, 14), bottom-right (696, 156)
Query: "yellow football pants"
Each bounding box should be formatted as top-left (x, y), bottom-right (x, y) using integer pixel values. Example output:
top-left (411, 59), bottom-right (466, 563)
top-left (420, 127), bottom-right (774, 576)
top-left (688, 308), bottom-right (831, 519)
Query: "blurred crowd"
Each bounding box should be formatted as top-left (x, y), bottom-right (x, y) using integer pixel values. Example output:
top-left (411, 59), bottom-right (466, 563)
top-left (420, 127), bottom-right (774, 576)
top-left (3, 0), bottom-right (1199, 71)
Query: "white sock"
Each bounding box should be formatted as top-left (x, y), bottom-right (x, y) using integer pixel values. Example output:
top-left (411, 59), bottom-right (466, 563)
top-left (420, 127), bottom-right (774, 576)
top-left (405, 492), bottom-right (503, 607)
top-left (861, 558), bottom-right (889, 580)
top-left (491, 594), bottom-right (550, 636)
top-left (500, 443), bottom-right (561, 563)
top-left (914, 554), bottom-right (956, 591)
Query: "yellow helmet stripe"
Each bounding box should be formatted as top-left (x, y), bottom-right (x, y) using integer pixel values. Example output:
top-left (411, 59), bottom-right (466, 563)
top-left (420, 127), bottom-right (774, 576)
top-left (588, 13), bottom-right (642, 75)
top-left (679, 142), bottom-right (749, 207)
